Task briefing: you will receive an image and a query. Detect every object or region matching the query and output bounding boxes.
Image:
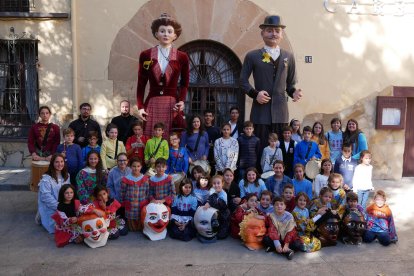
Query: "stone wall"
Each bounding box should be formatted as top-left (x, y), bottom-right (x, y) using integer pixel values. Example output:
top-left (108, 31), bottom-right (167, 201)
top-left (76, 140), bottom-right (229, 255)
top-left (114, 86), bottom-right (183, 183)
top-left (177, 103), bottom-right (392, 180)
top-left (303, 86), bottom-right (404, 180)
top-left (0, 142), bottom-right (31, 168)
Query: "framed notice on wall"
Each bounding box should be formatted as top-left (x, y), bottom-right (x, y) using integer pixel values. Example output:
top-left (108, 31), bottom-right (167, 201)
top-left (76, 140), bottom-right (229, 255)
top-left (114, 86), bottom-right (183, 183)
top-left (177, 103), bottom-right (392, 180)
top-left (376, 96), bottom-right (407, 129)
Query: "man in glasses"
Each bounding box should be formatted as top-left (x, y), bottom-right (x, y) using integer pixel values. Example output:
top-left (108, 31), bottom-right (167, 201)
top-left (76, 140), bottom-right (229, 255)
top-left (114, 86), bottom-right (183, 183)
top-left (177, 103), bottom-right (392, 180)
top-left (69, 102), bottom-right (103, 147)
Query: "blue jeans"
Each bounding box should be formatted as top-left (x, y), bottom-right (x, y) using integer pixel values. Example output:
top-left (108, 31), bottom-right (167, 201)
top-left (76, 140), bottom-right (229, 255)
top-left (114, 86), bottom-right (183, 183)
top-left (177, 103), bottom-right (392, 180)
top-left (363, 230), bottom-right (391, 246)
top-left (358, 189), bottom-right (370, 210)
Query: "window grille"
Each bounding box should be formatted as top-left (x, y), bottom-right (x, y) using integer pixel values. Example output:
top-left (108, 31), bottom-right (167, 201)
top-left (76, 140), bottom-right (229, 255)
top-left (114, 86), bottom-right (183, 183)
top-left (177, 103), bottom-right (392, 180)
top-left (0, 38), bottom-right (39, 139)
top-left (0, 0), bottom-right (30, 12)
top-left (179, 40), bottom-right (244, 127)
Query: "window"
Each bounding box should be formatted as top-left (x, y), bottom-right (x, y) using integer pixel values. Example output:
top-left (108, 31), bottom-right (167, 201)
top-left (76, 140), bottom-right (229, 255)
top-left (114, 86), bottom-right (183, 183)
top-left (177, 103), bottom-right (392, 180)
top-left (0, 38), bottom-right (39, 139)
top-left (0, 0), bottom-right (30, 12)
top-left (179, 40), bottom-right (244, 126)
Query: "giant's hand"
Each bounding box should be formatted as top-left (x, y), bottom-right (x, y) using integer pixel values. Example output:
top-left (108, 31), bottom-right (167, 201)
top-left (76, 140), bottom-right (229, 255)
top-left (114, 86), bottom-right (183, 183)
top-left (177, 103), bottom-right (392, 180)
top-left (292, 89), bottom-right (303, 102)
top-left (137, 109), bottom-right (148, 121)
top-left (256, 91), bottom-right (271, 104)
top-left (173, 101), bottom-right (184, 112)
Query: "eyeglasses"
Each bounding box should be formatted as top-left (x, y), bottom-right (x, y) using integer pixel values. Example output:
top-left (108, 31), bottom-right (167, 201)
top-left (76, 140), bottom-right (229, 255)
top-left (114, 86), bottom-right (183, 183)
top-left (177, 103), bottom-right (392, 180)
top-left (118, 160), bottom-right (128, 162)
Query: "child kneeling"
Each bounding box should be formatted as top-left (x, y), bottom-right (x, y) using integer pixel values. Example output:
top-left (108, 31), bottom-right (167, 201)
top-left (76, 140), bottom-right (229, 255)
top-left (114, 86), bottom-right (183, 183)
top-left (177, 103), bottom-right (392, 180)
top-left (263, 197), bottom-right (305, 260)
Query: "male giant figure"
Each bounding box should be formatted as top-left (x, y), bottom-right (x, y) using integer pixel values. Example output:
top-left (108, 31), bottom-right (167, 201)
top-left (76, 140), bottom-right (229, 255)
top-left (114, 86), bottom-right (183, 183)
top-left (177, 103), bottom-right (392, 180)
top-left (240, 15), bottom-right (303, 150)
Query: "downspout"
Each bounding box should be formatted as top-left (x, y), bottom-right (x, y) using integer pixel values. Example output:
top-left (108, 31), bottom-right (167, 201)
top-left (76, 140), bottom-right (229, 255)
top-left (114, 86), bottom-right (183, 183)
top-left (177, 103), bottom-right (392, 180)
top-left (71, 0), bottom-right (78, 117)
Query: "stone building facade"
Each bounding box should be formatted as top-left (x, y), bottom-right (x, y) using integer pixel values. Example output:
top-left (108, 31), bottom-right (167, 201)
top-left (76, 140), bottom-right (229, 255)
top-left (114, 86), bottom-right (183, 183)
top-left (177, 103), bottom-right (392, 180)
top-left (1, 0), bottom-right (414, 179)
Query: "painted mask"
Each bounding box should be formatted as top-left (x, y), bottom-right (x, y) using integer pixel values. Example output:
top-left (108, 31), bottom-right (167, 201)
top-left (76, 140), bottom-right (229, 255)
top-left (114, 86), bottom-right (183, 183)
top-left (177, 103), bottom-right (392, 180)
top-left (194, 207), bottom-right (219, 243)
top-left (342, 210), bottom-right (366, 245)
top-left (78, 213), bottom-right (109, 248)
top-left (141, 203), bottom-right (170, 241)
top-left (239, 213), bottom-right (266, 250)
top-left (315, 211), bottom-right (340, 247)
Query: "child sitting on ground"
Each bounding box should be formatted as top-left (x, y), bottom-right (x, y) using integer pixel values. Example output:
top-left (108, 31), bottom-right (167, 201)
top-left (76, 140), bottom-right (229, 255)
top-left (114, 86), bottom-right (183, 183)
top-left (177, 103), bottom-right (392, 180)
top-left (257, 190), bottom-right (274, 215)
top-left (364, 190), bottom-right (398, 246)
top-left (327, 173), bottom-right (346, 217)
top-left (231, 193), bottom-right (264, 239)
top-left (93, 185), bottom-right (127, 239)
top-left (169, 178), bottom-right (197, 241)
top-left (52, 184), bottom-right (85, 247)
top-left (263, 197), bottom-right (305, 260)
top-left (193, 174), bottom-right (211, 206)
top-left (282, 184), bottom-right (296, 213)
top-left (204, 175), bottom-right (230, 239)
top-left (292, 192), bottom-right (321, 252)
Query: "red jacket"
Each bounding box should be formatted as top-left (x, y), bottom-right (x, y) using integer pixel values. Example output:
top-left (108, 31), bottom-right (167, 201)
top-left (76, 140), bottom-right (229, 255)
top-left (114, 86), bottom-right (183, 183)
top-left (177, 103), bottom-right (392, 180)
top-left (136, 47), bottom-right (189, 109)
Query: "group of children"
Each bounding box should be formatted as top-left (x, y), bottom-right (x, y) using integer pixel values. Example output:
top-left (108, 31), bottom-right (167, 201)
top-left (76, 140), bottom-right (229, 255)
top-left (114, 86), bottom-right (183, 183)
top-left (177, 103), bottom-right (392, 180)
top-left (41, 114), bottom-right (397, 259)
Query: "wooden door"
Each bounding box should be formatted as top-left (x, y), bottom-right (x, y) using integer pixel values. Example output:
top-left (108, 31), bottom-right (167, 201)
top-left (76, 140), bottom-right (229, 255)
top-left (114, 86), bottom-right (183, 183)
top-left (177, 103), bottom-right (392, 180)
top-left (403, 98), bottom-right (414, 176)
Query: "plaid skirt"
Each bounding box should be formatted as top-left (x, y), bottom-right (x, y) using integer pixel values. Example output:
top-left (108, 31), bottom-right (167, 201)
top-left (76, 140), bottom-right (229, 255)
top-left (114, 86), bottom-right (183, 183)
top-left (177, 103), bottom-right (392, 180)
top-left (144, 96), bottom-right (176, 139)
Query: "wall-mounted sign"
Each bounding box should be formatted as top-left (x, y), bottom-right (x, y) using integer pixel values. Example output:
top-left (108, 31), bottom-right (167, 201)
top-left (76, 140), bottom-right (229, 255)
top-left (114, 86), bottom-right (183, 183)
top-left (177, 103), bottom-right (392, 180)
top-left (305, 56), bottom-right (313, 63)
top-left (324, 0), bottom-right (414, 16)
top-left (376, 96), bottom-right (407, 129)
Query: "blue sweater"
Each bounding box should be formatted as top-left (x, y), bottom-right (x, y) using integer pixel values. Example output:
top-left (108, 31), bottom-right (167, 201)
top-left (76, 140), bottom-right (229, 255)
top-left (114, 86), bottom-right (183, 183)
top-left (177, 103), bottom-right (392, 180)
top-left (239, 179), bottom-right (267, 199)
top-left (57, 143), bottom-right (82, 175)
top-left (292, 178), bottom-right (313, 200)
top-left (166, 147), bottom-right (189, 174)
top-left (81, 145), bottom-right (101, 167)
top-left (293, 140), bottom-right (322, 166)
top-left (333, 156), bottom-right (357, 189)
top-left (180, 131), bottom-right (210, 161)
top-left (107, 166), bottom-right (132, 202)
top-left (325, 130), bottom-right (343, 164)
top-left (265, 175), bottom-right (293, 197)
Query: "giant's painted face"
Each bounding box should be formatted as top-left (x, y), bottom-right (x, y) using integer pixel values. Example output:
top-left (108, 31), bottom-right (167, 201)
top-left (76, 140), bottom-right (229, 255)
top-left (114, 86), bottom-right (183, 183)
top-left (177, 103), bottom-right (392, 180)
top-left (316, 214), bottom-right (340, 247)
top-left (194, 207), bottom-right (219, 240)
top-left (342, 210), bottom-right (366, 245)
top-left (79, 214), bottom-right (109, 248)
top-left (141, 203), bottom-right (170, 241)
top-left (239, 213), bottom-right (266, 250)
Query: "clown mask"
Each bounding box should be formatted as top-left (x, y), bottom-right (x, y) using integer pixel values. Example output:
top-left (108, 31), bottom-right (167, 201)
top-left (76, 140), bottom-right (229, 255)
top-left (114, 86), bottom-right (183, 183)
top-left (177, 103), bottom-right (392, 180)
top-left (141, 203), bottom-right (170, 241)
top-left (194, 207), bottom-right (219, 243)
top-left (79, 213), bottom-right (109, 248)
top-left (239, 213), bottom-right (266, 250)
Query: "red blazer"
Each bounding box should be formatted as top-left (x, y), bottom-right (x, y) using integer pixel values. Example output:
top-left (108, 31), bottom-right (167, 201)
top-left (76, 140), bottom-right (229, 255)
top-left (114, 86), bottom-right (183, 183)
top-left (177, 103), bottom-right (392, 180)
top-left (137, 47), bottom-right (190, 109)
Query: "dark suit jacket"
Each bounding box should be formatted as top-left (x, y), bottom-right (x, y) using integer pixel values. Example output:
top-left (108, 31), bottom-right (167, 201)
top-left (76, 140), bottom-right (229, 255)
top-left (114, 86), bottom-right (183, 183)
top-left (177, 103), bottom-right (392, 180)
top-left (240, 48), bottom-right (297, 124)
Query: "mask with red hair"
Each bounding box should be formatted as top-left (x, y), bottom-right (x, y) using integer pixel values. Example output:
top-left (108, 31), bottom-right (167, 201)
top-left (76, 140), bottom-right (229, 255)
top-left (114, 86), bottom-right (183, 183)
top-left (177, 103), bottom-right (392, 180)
top-left (78, 210), bottom-right (109, 248)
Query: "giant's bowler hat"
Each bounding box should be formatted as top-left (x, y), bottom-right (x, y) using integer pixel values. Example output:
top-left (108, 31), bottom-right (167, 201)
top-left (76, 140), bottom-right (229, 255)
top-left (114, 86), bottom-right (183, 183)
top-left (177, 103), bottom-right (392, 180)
top-left (259, 15), bottom-right (286, 29)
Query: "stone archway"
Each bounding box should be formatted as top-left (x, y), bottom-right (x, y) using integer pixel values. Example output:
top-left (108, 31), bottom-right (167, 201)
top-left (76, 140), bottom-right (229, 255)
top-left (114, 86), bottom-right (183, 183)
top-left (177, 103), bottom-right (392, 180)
top-left (108, 0), bottom-right (293, 104)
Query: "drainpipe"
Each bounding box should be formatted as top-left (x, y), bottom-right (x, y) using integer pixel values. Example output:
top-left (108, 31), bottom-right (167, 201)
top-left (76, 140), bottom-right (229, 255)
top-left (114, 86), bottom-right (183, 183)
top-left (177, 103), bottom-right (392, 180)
top-left (71, 0), bottom-right (78, 118)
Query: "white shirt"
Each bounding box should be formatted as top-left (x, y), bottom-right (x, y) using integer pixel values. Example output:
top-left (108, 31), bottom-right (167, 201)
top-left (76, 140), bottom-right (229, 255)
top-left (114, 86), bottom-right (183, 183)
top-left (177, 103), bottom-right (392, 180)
top-left (157, 45), bottom-right (171, 73)
top-left (229, 121), bottom-right (238, 139)
top-left (264, 45), bottom-right (280, 61)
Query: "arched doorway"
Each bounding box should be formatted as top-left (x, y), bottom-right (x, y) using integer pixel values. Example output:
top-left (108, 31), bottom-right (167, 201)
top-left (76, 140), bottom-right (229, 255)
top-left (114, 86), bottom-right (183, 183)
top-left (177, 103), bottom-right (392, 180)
top-left (179, 40), bottom-right (243, 126)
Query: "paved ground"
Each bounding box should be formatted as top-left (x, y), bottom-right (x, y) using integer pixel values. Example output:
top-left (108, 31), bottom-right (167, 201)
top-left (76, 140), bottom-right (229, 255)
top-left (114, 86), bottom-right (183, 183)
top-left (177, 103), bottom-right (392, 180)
top-left (0, 167), bottom-right (413, 275)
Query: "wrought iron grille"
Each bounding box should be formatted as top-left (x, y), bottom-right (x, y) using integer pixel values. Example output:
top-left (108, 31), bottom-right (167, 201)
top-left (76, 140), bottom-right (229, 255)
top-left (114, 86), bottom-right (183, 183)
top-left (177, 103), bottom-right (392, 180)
top-left (0, 0), bottom-right (30, 12)
top-left (179, 40), bottom-right (244, 127)
top-left (0, 39), bottom-right (39, 139)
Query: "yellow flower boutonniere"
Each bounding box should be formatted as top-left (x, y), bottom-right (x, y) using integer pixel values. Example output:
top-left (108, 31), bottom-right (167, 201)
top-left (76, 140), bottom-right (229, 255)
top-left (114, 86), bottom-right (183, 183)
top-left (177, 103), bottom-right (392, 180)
top-left (143, 59), bottom-right (153, 70)
top-left (262, 52), bottom-right (271, 63)
top-left (283, 58), bottom-right (288, 67)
